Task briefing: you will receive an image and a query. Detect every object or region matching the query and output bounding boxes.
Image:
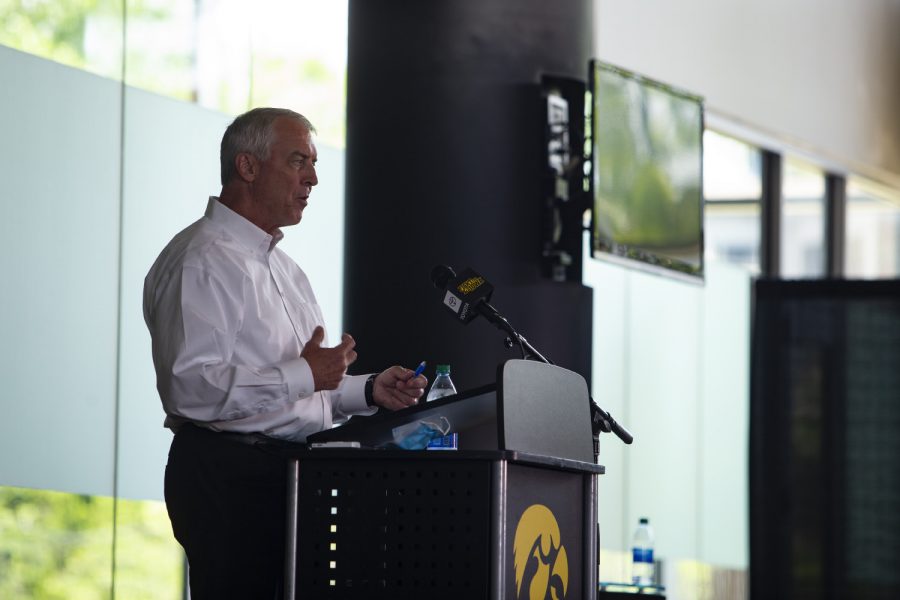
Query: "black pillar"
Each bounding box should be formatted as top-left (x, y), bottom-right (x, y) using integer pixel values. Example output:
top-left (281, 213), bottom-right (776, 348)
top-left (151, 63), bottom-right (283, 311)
top-left (760, 150), bottom-right (782, 278)
top-left (825, 173), bottom-right (846, 278)
top-left (344, 0), bottom-right (594, 391)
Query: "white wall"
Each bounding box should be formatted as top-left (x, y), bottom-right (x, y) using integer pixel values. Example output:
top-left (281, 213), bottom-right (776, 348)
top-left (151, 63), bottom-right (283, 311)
top-left (595, 0), bottom-right (900, 182)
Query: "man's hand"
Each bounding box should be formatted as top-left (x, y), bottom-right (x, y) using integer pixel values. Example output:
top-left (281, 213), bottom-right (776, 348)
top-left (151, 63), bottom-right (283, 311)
top-left (372, 366), bottom-right (428, 410)
top-left (301, 326), bottom-right (357, 391)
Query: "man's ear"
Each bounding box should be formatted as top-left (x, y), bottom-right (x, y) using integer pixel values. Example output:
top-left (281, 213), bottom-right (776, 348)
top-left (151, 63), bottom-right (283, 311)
top-left (235, 153), bottom-right (258, 182)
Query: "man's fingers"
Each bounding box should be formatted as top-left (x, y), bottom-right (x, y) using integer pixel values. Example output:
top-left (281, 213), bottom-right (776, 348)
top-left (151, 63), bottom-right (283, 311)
top-left (307, 326), bottom-right (325, 347)
top-left (385, 387), bottom-right (419, 407)
top-left (377, 389), bottom-right (408, 409)
top-left (373, 372), bottom-right (424, 411)
top-left (338, 334), bottom-right (357, 366)
top-left (397, 374), bottom-right (427, 389)
top-left (301, 327), bottom-right (358, 391)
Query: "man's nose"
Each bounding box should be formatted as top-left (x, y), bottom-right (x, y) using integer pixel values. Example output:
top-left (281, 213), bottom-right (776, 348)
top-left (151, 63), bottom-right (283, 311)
top-left (305, 166), bottom-right (318, 187)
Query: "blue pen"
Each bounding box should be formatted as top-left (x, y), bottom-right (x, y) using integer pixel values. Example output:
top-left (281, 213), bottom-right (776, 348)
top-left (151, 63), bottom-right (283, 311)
top-left (410, 360), bottom-right (427, 379)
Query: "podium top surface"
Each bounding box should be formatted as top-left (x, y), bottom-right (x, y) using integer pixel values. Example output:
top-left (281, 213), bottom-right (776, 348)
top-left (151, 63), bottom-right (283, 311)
top-left (280, 447), bottom-right (605, 474)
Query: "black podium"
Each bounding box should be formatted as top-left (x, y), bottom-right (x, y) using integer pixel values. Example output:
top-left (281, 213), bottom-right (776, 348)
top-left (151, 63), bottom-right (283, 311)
top-left (284, 360), bottom-right (604, 599)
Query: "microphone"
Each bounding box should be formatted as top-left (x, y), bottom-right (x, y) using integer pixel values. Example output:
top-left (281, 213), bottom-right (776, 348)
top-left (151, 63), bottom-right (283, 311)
top-left (430, 265), bottom-right (495, 325)
top-left (430, 264), bottom-right (544, 359)
top-left (429, 264), bottom-right (456, 291)
top-left (430, 264), bottom-right (634, 446)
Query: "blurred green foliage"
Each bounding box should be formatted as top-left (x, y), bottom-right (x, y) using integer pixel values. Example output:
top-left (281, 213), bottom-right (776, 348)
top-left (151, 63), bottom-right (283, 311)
top-left (0, 0), bottom-right (122, 77)
top-left (0, 1), bottom-right (348, 147)
top-left (0, 487), bottom-right (182, 600)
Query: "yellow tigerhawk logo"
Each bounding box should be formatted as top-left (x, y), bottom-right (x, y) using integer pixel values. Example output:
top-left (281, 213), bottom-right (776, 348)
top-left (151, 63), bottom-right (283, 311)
top-left (513, 504), bottom-right (569, 599)
top-left (455, 276), bottom-right (484, 294)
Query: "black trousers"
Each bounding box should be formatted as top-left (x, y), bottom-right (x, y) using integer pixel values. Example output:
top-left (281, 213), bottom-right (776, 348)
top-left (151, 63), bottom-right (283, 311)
top-left (165, 424), bottom-right (288, 600)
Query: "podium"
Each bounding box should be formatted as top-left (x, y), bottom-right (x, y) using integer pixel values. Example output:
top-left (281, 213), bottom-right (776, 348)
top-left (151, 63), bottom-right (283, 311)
top-left (284, 360), bottom-right (604, 599)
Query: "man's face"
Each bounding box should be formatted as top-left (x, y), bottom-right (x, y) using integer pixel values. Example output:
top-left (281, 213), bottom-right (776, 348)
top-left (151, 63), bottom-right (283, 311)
top-left (252, 117), bottom-right (319, 233)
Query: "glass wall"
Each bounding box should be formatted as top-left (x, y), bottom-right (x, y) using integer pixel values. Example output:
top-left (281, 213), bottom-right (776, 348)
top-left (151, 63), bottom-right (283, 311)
top-left (587, 122), bottom-right (900, 596)
top-left (0, 0), bottom-right (347, 146)
top-left (586, 246), bottom-right (752, 592)
top-left (781, 157), bottom-right (827, 278)
top-left (845, 177), bottom-right (900, 278)
top-left (0, 43), bottom-right (124, 598)
top-left (0, 2), bottom-right (348, 597)
top-left (119, 0), bottom-right (348, 147)
top-left (703, 130), bottom-right (763, 273)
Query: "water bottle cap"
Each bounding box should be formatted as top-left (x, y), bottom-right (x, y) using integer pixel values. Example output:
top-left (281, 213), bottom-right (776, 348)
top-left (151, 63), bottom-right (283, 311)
top-left (639, 517), bottom-right (649, 525)
top-left (436, 364), bottom-right (451, 375)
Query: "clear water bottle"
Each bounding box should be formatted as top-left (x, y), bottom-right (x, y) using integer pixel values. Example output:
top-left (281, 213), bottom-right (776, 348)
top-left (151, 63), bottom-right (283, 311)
top-left (425, 364), bottom-right (457, 401)
top-left (631, 517), bottom-right (655, 586)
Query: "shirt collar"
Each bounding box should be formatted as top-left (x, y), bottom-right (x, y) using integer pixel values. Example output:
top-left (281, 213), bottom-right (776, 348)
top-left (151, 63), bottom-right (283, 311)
top-left (205, 196), bottom-right (283, 255)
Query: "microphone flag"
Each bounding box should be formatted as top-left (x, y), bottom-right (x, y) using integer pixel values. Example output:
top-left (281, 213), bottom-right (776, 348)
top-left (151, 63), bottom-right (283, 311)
top-left (435, 267), bottom-right (494, 324)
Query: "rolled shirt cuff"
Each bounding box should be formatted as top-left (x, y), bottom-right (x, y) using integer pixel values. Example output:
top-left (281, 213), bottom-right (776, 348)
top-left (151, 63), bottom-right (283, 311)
top-left (337, 373), bottom-right (375, 413)
top-left (278, 357), bottom-right (315, 401)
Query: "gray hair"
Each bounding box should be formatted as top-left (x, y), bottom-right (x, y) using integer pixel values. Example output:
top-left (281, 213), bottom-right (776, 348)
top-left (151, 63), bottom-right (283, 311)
top-left (220, 107), bottom-right (316, 185)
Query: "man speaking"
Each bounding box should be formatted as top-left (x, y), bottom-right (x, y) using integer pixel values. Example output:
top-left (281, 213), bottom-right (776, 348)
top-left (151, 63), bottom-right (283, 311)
top-left (143, 107), bottom-right (426, 598)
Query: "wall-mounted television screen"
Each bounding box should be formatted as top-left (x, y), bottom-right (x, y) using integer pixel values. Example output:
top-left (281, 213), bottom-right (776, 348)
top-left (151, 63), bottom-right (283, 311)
top-left (589, 61), bottom-right (704, 281)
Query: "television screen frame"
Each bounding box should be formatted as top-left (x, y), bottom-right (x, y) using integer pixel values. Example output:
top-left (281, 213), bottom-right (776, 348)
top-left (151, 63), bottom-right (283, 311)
top-left (588, 60), bottom-right (705, 282)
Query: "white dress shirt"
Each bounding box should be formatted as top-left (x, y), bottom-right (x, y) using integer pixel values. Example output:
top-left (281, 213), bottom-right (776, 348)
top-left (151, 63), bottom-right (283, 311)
top-left (143, 197), bottom-right (373, 442)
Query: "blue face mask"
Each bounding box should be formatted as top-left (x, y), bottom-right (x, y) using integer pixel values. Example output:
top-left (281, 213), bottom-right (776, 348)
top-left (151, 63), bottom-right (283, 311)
top-left (388, 417), bottom-right (451, 450)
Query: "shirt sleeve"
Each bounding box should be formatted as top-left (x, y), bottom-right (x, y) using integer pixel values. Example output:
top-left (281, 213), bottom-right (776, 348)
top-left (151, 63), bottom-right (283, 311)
top-left (329, 373), bottom-right (377, 424)
top-left (152, 263), bottom-right (316, 424)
